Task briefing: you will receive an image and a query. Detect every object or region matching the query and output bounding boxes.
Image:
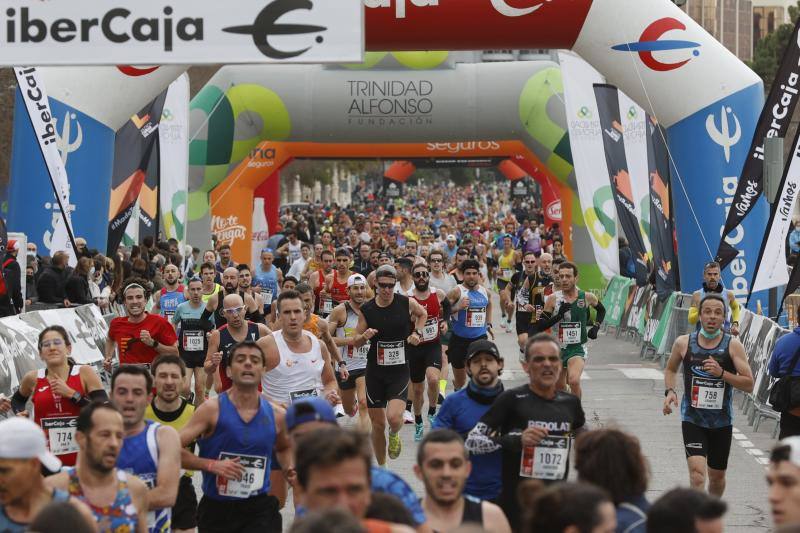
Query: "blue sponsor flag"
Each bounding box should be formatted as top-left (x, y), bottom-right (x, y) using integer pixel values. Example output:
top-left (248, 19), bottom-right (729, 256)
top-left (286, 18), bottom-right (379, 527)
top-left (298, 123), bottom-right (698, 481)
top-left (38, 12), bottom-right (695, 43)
top-left (8, 92), bottom-right (114, 255)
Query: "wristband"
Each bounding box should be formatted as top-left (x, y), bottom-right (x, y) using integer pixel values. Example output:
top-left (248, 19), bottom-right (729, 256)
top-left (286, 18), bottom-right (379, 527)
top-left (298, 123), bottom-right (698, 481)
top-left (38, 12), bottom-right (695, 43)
top-left (69, 391), bottom-right (82, 405)
top-left (718, 369), bottom-right (725, 379)
top-left (151, 339), bottom-right (159, 349)
top-left (664, 388), bottom-right (676, 397)
top-left (338, 360), bottom-right (347, 367)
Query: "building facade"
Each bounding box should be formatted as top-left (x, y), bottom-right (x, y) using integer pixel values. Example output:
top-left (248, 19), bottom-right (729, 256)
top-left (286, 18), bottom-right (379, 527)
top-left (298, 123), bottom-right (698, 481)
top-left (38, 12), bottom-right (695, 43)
top-left (684, 0), bottom-right (754, 61)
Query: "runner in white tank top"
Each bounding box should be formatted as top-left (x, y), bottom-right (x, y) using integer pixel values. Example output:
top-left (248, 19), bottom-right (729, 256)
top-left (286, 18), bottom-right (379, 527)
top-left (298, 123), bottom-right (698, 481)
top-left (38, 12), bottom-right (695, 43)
top-left (261, 330), bottom-right (325, 405)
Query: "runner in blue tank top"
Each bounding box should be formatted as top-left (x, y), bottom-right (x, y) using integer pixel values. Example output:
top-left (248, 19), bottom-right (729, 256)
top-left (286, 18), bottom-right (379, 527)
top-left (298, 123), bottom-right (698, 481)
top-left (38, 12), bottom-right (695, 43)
top-left (153, 264), bottom-right (186, 321)
top-left (663, 293), bottom-right (753, 497)
top-left (179, 340), bottom-right (292, 533)
top-left (253, 249), bottom-right (283, 315)
top-left (111, 365), bottom-right (182, 533)
top-left (446, 259), bottom-right (494, 390)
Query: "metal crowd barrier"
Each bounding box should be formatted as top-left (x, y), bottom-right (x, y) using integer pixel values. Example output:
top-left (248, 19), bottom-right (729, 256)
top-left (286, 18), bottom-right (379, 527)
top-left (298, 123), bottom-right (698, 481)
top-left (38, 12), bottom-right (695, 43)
top-left (602, 277), bottom-right (784, 441)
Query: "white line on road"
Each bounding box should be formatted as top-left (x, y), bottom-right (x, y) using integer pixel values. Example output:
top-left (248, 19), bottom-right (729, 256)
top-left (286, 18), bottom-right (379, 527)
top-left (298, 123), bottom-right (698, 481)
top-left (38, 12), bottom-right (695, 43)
top-left (616, 368), bottom-right (665, 380)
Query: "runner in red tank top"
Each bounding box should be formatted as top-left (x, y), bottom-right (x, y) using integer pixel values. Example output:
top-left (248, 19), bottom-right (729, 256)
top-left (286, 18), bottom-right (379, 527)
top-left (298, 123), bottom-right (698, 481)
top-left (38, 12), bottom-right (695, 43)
top-left (2, 326), bottom-right (106, 466)
top-left (407, 262), bottom-right (450, 441)
top-left (310, 250), bottom-right (335, 317)
top-left (326, 248), bottom-right (355, 304)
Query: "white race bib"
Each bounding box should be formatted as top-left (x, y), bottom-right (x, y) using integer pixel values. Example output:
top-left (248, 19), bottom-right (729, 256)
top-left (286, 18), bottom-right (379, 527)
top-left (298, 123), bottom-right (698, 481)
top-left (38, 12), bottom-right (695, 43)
top-left (352, 342), bottom-right (369, 360)
top-left (290, 388), bottom-right (319, 403)
top-left (262, 289), bottom-right (273, 306)
top-left (216, 453), bottom-right (267, 498)
top-left (559, 322), bottom-right (582, 345)
top-left (691, 377), bottom-right (725, 410)
top-left (377, 340), bottom-right (406, 366)
top-left (422, 318), bottom-right (439, 342)
top-left (466, 307), bottom-right (486, 328)
top-left (520, 435), bottom-right (569, 480)
top-left (516, 290), bottom-right (530, 311)
top-left (41, 417), bottom-right (79, 455)
top-left (321, 298), bottom-right (334, 314)
top-left (183, 331), bottom-right (204, 352)
top-left (501, 268), bottom-right (514, 280)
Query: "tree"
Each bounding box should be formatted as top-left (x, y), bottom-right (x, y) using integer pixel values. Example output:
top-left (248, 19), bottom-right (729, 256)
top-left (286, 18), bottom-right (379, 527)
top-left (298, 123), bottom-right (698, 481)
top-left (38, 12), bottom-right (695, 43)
top-left (749, 2), bottom-right (800, 92)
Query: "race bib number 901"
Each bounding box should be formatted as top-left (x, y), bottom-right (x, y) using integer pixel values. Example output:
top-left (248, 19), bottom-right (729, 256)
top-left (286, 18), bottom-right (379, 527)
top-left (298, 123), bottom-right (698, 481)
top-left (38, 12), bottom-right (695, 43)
top-left (466, 307), bottom-right (487, 328)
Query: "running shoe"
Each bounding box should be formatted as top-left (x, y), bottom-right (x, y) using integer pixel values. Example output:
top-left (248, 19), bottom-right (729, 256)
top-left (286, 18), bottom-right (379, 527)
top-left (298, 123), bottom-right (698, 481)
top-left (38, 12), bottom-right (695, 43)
top-left (428, 414), bottom-right (436, 427)
top-left (388, 432), bottom-right (402, 459)
top-left (403, 409), bottom-right (414, 424)
top-left (438, 392), bottom-right (446, 405)
top-left (334, 403), bottom-right (346, 418)
top-left (414, 423), bottom-right (424, 441)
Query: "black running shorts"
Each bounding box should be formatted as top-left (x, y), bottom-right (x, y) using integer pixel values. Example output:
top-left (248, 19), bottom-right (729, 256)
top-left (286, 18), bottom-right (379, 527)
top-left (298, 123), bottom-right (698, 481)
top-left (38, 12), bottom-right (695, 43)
top-left (681, 421), bottom-right (733, 470)
top-left (407, 343), bottom-right (442, 383)
top-left (366, 368), bottom-right (409, 409)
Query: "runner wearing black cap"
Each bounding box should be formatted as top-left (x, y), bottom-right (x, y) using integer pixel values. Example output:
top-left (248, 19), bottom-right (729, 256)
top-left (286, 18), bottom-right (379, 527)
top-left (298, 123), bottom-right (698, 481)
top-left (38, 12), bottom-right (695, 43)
top-left (433, 339), bottom-right (504, 502)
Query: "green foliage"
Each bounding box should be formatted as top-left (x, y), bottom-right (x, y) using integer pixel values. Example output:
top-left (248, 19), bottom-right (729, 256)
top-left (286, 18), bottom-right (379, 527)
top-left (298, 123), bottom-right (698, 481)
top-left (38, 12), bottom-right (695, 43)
top-left (749, 2), bottom-right (800, 91)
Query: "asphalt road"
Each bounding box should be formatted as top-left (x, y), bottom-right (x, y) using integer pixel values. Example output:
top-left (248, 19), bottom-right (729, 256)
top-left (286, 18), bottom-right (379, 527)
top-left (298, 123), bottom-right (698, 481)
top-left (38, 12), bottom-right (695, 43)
top-left (190, 291), bottom-right (777, 531)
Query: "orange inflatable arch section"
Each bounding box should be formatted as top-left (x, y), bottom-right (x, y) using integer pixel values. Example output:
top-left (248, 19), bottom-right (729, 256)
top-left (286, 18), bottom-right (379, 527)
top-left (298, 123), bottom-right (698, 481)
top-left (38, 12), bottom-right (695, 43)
top-left (209, 141), bottom-right (570, 263)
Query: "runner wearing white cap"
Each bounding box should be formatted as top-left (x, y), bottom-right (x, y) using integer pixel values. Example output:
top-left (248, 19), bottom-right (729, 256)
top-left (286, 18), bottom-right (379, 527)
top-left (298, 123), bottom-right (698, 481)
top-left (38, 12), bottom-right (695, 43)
top-left (0, 417), bottom-right (94, 532)
top-left (328, 273), bottom-right (373, 431)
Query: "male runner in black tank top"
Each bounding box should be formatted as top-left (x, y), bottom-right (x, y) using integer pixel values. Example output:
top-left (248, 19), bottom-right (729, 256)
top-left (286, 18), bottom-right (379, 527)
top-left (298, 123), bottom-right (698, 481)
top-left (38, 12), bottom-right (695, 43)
top-left (201, 267), bottom-right (262, 328)
top-left (416, 429), bottom-right (511, 533)
top-left (353, 265), bottom-right (428, 465)
top-left (204, 293), bottom-right (270, 393)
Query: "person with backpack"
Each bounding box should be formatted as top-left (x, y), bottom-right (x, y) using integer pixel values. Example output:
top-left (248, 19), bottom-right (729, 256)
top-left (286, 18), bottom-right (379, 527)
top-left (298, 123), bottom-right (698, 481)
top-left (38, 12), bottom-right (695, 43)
top-left (0, 239), bottom-right (23, 316)
top-left (769, 328), bottom-right (800, 438)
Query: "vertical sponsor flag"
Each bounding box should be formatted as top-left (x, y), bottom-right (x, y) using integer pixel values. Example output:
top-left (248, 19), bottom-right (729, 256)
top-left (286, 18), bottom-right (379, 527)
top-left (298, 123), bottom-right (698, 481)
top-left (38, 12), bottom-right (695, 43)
top-left (594, 84), bottom-right (649, 285)
top-left (618, 91), bottom-right (652, 257)
top-left (716, 15), bottom-right (800, 268)
top-left (137, 140), bottom-right (160, 243)
top-left (558, 50), bottom-right (619, 279)
top-left (646, 116), bottom-right (677, 297)
top-left (159, 74), bottom-right (190, 250)
top-left (13, 67), bottom-right (77, 266)
top-left (749, 126), bottom-right (800, 295)
top-left (107, 92), bottom-right (167, 256)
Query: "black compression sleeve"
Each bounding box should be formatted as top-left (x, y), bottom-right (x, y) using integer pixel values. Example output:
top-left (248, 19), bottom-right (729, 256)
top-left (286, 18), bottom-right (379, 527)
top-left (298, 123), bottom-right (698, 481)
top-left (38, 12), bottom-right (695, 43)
top-left (249, 310), bottom-right (264, 324)
top-left (441, 297), bottom-right (452, 319)
top-left (594, 301), bottom-right (606, 325)
top-left (11, 391), bottom-right (28, 414)
top-left (200, 308), bottom-right (213, 323)
top-left (535, 311), bottom-right (562, 330)
top-left (87, 389), bottom-right (110, 404)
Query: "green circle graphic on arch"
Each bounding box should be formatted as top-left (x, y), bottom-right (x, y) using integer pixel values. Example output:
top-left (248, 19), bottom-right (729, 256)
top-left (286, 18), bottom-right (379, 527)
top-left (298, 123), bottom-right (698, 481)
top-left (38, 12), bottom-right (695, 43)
top-left (518, 67), bottom-right (573, 184)
top-left (188, 84), bottom-right (292, 220)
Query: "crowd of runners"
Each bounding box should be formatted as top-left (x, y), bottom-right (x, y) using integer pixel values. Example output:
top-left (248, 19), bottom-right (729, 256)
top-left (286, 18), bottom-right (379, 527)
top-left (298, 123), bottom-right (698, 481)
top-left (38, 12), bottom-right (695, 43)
top-left (0, 180), bottom-right (799, 533)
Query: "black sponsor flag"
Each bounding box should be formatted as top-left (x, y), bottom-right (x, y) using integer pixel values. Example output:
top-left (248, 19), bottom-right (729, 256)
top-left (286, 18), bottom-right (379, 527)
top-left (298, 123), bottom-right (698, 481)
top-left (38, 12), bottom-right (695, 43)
top-left (0, 217), bottom-right (8, 298)
top-left (646, 116), bottom-right (677, 298)
top-left (716, 15), bottom-right (800, 268)
top-left (137, 138), bottom-right (161, 243)
top-left (594, 84), bottom-right (649, 286)
top-left (107, 91), bottom-right (167, 256)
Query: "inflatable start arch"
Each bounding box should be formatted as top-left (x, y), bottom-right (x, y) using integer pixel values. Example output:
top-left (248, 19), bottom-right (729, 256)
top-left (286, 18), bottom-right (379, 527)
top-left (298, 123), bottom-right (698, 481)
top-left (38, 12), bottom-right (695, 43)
top-left (209, 140), bottom-right (568, 263)
top-left (190, 0), bottom-right (767, 298)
